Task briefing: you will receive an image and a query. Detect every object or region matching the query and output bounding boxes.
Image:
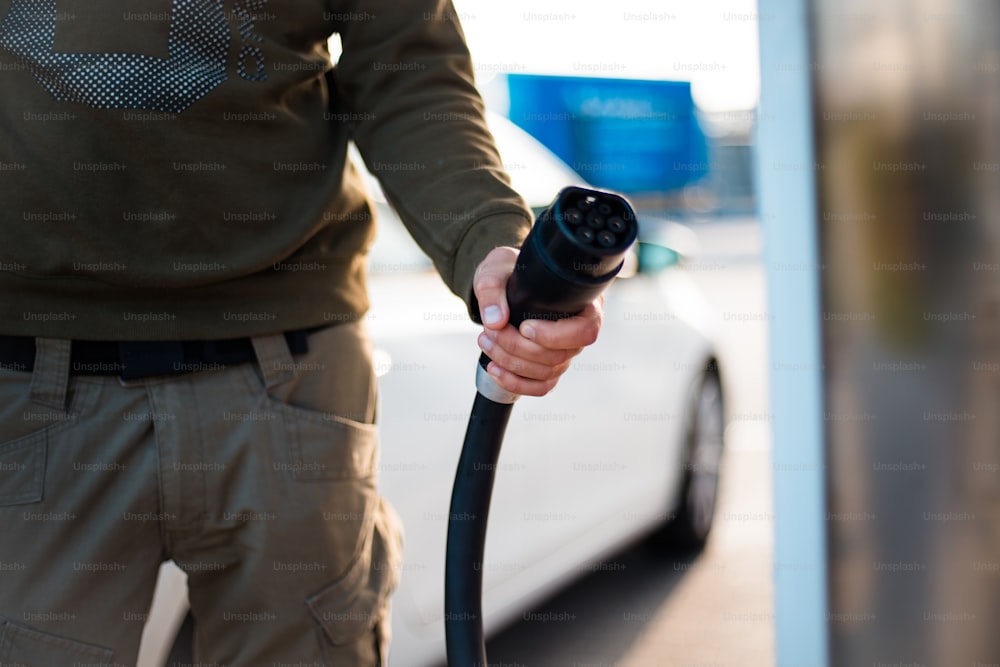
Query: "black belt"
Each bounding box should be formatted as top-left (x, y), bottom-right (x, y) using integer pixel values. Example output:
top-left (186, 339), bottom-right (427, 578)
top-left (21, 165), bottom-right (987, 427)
top-left (0, 326), bottom-right (327, 380)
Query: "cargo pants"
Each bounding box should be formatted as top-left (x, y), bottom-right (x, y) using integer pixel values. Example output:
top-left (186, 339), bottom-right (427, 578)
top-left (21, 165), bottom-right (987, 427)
top-left (0, 321), bottom-right (403, 666)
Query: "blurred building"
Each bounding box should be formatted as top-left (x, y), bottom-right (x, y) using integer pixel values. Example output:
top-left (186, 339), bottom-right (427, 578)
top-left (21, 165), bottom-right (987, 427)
top-left (504, 73), bottom-right (756, 218)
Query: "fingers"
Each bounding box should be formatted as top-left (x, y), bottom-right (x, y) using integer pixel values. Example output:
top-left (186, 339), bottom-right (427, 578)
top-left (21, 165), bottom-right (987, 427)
top-left (478, 328), bottom-right (579, 380)
top-left (481, 358), bottom-right (567, 397)
top-left (476, 298), bottom-right (604, 397)
top-left (472, 246), bottom-right (519, 331)
top-left (472, 248), bottom-right (606, 397)
top-left (518, 298), bottom-right (604, 351)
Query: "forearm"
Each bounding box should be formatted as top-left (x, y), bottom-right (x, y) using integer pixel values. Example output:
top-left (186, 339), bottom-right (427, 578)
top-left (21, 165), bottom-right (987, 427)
top-left (330, 0), bottom-right (532, 313)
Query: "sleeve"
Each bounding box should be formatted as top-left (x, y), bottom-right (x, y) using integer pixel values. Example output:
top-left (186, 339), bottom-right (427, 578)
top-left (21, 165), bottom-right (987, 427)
top-left (328, 0), bottom-right (533, 321)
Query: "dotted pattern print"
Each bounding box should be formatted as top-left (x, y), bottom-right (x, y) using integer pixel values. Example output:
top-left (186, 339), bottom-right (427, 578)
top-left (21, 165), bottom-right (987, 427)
top-left (0, 0), bottom-right (230, 112)
top-left (234, 0), bottom-right (268, 81)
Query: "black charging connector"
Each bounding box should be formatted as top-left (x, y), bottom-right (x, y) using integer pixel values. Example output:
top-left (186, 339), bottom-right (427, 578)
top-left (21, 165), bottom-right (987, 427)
top-left (475, 186), bottom-right (638, 403)
top-left (446, 187), bottom-right (638, 666)
top-left (506, 185), bottom-right (637, 326)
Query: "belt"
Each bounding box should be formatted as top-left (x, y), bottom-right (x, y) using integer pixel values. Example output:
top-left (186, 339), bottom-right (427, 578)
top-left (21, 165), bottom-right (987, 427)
top-left (0, 326), bottom-right (327, 380)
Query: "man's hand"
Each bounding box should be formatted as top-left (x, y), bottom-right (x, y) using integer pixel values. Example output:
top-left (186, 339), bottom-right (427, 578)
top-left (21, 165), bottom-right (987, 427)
top-left (472, 246), bottom-right (603, 397)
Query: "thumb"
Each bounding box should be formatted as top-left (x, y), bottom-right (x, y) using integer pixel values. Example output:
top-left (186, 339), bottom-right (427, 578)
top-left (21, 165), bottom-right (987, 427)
top-left (473, 246), bottom-right (519, 331)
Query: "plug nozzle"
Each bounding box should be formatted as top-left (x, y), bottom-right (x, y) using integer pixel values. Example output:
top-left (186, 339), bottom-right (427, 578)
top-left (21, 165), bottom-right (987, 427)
top-left (505, 186), bottom-right (639, 326)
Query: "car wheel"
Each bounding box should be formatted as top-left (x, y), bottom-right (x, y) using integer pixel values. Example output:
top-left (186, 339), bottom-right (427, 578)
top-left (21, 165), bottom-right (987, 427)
top-left (657, 367), bottom-right (725, 553)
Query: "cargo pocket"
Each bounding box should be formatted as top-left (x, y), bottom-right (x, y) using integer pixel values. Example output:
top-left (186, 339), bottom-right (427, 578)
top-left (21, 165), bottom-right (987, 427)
top-left (307, 497), bottom-right (404, 665)
top-left (0, 616), bottom-right (114, 666)
top-left (0, 430), bottom-right (46, 507)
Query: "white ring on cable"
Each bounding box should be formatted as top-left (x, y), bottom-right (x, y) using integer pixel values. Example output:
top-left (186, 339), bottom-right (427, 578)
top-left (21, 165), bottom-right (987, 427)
top-left (476, 364), bottom-right (520, 404)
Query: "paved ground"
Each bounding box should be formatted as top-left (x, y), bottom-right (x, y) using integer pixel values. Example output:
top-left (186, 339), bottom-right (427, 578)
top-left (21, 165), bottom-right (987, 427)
top-left (482, 217), bottom-right (776, 667)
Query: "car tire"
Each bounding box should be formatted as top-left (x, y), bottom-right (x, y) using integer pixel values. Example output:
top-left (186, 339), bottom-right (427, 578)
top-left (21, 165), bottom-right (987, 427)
top-left (656, 366), bottom-right (725, 554)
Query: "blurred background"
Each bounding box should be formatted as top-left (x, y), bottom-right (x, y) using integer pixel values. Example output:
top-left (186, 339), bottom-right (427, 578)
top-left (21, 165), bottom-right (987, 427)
top-left (419, 1), bottom-right (773, 664)
top-left (463, 0), bottom-right (760, 218)
top-left (319, 1), bottom-right (1000, 665)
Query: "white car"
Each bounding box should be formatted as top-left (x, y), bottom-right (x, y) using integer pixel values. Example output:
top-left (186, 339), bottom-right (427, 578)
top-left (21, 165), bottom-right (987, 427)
top-left (139, 114), bottom-right (725, 667)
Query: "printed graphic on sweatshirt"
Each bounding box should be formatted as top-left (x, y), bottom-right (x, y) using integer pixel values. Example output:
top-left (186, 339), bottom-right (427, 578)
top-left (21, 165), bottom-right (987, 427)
top-left (233, 0), bottom-right (267, 82)
top-left (0, 0), bottom-right (230, 112)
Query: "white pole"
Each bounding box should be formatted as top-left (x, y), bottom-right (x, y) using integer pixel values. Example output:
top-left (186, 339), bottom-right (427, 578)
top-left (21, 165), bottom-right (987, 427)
top-left (755, 1), bottom-right (829, 665)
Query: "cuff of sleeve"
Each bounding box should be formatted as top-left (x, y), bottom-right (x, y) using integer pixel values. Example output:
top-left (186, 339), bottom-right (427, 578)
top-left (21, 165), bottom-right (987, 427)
top-left (453, 211), bottom-right (532, 323)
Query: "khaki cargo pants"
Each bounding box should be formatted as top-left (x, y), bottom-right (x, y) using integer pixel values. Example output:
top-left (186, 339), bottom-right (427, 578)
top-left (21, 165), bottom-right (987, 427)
top-left (0, 321), bottom-right (403, 666)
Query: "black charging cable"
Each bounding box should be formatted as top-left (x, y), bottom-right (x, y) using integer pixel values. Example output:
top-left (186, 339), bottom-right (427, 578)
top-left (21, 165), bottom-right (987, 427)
top-left (445, 186), bottom-right (638, 666)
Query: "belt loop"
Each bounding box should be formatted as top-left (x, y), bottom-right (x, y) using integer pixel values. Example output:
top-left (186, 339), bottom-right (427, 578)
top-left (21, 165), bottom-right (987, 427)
top-left (29, 338), bottom-right (72, 410)
top-left (250, 333), bottom-right (295, 390)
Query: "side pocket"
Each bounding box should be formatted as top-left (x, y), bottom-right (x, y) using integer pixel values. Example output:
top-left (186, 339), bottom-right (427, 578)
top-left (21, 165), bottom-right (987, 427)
top-left (0, 430), bottom-right (46, 507)
top-left (236, 355), bottom-right (380, 482)
top-left (306, 497), bottom-right (404, 662)
top-left (0, 375), bottom-right (95, 507)
top-left (282, 405), bottom-right (379, 482)
top-left (0, 616), bottom-right (114, 665)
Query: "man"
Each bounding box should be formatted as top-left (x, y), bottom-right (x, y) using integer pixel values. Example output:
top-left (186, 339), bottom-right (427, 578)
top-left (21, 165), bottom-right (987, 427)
top-left (0, 0), bottom-right (602, 664)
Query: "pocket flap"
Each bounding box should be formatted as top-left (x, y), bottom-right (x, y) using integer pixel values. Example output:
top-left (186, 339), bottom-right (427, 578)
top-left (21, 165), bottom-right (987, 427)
top-left (1, 617), bottom-right (113, 664)
top-left (306, 550), bottom-right (380, 646)
top-left (0, 430), bottom-right (46, 507)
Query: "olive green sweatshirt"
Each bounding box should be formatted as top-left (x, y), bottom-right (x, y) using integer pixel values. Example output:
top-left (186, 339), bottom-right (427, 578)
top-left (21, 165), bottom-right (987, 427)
top-left (0, 0), bottom-right (532, 340)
